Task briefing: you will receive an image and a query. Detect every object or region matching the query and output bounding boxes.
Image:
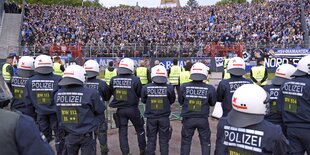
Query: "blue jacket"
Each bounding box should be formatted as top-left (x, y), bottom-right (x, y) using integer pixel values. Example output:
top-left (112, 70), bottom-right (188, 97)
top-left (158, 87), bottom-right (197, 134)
top-left (141, 83), bottom-right (175, 119)
top-left (109, 74), bottom-right (142, 109)
top-left (179, 81), bottom-right (217, 118)
top-left (24, 73), bottom-right (62, 115)
top-left (55, 85), bottom-right (106, 135)
top-left (217, 76), bottom-right (252, 117)
top-left (215, 117), bottom-right (288, 155)
top-left (85, 77), bottom-right (112, 101)
top-left (11, 76), bottom-right (33, 109)
top-left (263, 84), bottom-right (283, 124)
top-left (278, 75), bottom-right (310, 128)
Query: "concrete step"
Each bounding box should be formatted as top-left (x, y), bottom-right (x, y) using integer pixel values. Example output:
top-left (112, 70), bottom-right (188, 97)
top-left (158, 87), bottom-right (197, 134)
top-left (0, 13), bottom-right (22, 58)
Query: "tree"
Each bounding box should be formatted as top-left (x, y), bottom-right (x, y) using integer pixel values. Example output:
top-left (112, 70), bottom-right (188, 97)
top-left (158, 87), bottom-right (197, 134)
top-left (216, 0), bottom-right (246, 6)
top-left (251, 0), bottom-right (266, 3)
top-left (187, 0), bottom-right (199, 7)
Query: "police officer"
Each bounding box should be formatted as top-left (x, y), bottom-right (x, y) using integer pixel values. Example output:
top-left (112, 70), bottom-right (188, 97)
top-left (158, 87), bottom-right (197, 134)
top-left (55, 65), bottom-right (106, 155)
top-left (109, 58), bottom-right (146, 155)
top-left (10, 56), bottom-right (37, 120)
top-left (168, 58), bottom-right (182, 93)
top-left (1, 55), bottom-right (14, 88)
top-left (250, 58), bottom-right (268, 86)
top-left (141, 65), bottom-right (176, 155)
top-left (179, 62), bottom-right (192, 85)
top-left (278, 55), bottom-right (310, 155)
top-left (104, 60), bottom-right (117, 85)
top-left (179, 62), bottom-right (217, 155)
top-left (215, 84), bottom-right (289, 155)
top-left (135, 60), bottom-right (151, 85)
top-left (217, 57), bottom-right (252, 117)
top-left (53, 56), bottom-right (65, 76)
top-left (24, 54), bottom-right (63, 155)
top-left (0, 75), bottom-right (54, 155)
top-left (84, 60), bottom-right (112, 155)
top-left (263, 64), bottom-right (296, 134)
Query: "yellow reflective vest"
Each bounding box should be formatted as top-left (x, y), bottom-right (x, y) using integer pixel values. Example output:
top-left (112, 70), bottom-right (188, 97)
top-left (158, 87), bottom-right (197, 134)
top-left (105, 68), bottom-right (117, 85)
top-left (136, 67), bottom-right (148, 85)
top-left (53, 63), bottom-right (63, 76)
top-left (223, 69), bottom-right (231, 79)
top-left (2, 63), bottom-right (11, 82)
top-left (251, 66), bottom-right (267, 85)
top-left (180, 71), bottom-right (192, 85)
top-left (169, 65), bottom-right (181, 85)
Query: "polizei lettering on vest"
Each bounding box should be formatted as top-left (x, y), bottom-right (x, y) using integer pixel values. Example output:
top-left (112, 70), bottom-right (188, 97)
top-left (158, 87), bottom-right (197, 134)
top-left (11, 77), bottom-right (28, 87)
top-left (185, 88), bottom-right (208, 96)
top-left (223, 125), bottom-right (263, 153)
top-left (86, 84), bottom-right (99, 90)
top-left (147, 88), bottom-right (167, 95)
top-left (32, 82), bottom-right (54, 89)
top-left (57, 95), bottom-right (83, 103)
top-left (282, 82), bottom-right (305, 96)
top-left (113, 79), bottom-right (132, 86)
top-left (229, 81), bottom-right (250, 93)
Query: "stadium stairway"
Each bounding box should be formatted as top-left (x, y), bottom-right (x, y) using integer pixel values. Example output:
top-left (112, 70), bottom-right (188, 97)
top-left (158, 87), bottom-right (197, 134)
top-left (0, 13), bottom-right (22, 58)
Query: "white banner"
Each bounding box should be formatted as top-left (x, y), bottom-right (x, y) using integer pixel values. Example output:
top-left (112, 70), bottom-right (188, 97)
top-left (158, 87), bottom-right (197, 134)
top-left (215, 57), bottom-right (225, 67)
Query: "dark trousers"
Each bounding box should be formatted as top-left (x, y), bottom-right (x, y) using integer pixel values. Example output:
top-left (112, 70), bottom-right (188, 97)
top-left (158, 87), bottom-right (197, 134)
top-left (117, 107), bottom-right (146, 155)
top-left (37, 113), bottom-right (64, 155)
top-left (181, 117), bottom-right (211, 155)
top-left (98, 121), bottom-right (108, 154)
top-left (146, 117), bottom-right (170, 155)
top-left (63, 132), bottom-right (96, 155)
top-left (287, 127), bottom-right (310, 155)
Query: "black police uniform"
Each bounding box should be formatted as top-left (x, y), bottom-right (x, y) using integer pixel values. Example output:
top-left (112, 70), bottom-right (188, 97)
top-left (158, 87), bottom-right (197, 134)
top-left (55, 85), bottom-right (106, 155)
top-left (263, 84), bottom-right (286, 133)
top-left (109, 74), bottom-right (146, 155)
top-left (85, 77), bottom-right (112, 154)
top-left (24, 73), bottom-right (63, 154)
top-left (217, 75), bottom-right (252, 117)
top-left (278, 75), bottom-right (310, 154)
top-left (179, 81), bottom-right (217, 155)
top-left (141, 83), bottom-right (175, 155)
top-left (0, 109), bottom-right (55, 155)
top-left (11, 75), bottom-right (36, 120)
top-left (215, 117), bottom-right (288, 155)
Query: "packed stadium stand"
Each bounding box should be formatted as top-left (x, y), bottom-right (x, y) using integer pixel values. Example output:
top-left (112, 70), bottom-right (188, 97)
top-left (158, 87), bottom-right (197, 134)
top-left (0, 0), bottom-right (309, 58)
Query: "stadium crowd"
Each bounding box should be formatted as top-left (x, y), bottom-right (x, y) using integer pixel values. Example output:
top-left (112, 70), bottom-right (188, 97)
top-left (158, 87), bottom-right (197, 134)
top-left (21, 0), bottom-right (306, 57)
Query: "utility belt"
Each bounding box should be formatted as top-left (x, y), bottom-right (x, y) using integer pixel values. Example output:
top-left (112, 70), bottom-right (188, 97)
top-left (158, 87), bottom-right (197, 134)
top-left (66, 131), bottom-right (96, 139)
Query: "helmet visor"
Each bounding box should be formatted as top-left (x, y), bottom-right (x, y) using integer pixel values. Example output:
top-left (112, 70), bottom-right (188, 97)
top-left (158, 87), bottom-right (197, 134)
top-left (35, 66), bottom-right (53, 74)
top-left (152, 76), bottom-right (167, 84)
top-left (118, 67), bottom-right (132, 75)
top-left (227, 109), bottom-right (264, 128)
top-left (190, 73), bottom-right (207, 81)
top-left (16, 69), bottom-right (34, 78)
top-left (59, 77), bottom-right (84, 86)
top-left (227, 68), bottom-right (246, 76)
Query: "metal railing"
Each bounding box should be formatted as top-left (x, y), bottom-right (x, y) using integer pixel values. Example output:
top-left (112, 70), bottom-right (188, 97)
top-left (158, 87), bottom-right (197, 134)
top-left (1, 43), bottom-right (309, 58)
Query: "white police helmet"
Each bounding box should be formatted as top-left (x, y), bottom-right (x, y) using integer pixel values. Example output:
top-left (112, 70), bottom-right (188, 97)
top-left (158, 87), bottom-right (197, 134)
top-left (34, 55), bottom-right (53, 74)
top-left (17, 56), bottom-right (35, 77)
top-left (228, 84), bottom-right (269, 127)
top-left (118, 58), bottom-right (135, 75)
top-left (59, 65), bottom-right (86, 86)
top-left (84, 59), bottom-right (99, 78)
top-left (227, 57), bottom-right (246, 76)
top-left (292, 55), bottom-right (310, 76)
top-left (272, 64), bottom-right (296, 85)
top-left (151, 65), bottom-right (167, 84)
top-left (190, 62), bottom-right (209, 81)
